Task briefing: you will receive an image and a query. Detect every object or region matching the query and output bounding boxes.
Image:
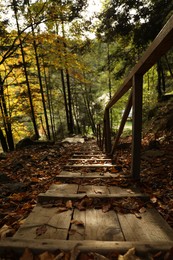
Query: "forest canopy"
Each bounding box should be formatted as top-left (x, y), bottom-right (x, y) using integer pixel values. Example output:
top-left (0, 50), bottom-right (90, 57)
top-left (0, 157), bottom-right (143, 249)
top-left (0, 0), bottom-right (173, 151)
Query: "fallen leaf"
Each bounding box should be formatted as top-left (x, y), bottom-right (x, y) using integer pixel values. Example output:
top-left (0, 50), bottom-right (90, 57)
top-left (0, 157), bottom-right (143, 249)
top-left (102, 203), bottom-right (111, 213)
top-left (118, 247), bottom-right (140, 260)
top-left (89, 252), bottom-right (109, 259)
top-left (38, 251), bottom-right (55, 260)
top-left (54, 252), bottom-right (65, 260)
top-left (94, 190), bottom-right (103, 194)
top-left (134, 213), bottom-right (142, 219)
top-left (150, 196), bottom-right (157, 203)
top-left (139, 207), bottom-right (146, 214)
top-left (36, 225), bottom-right (47, 236)
top-left (0, 224), bottom-right (14, 239)
top-left (20, 248), bottom-right (33, 260)
top-left (70, 244), bottom-right (81, 260)
top-left (66, 200), bottom-right (73, 209)
top-left (57, 207), bottom-right (68, 213)
top-left (71, 219), bottom-right (85, 227)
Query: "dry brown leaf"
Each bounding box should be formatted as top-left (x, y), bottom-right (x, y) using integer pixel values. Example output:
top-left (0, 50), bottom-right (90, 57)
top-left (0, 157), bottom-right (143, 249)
top-left (118, 247), bottom-right (141, 260)
top-left (36, 225), bottom-right (47, 236)
top-left (57, 207), bottom-right (68, 213)
top-left (66, 200), bottom-right (73, 209)
top-left (38, 251), bottom-right (55, 260)
top-left (20, 248), bottom-right (33, 260)
top-left (71, 219), bottom-right (85, 227)
top-left (54, 252), bottom-right (65, 260)
top-left (139, 207), bottom-right (146, 214)
top-left (134, 213), bottom-right (142, 219)
top-left (70, 243), bottom-right (81, 260)
top-left (0, 224), bottom-right (14, 239)
top-left (150, 196), bottom-right (157, 203)
top-left (89, 252), bottom-right (109, 259)
top-left (102, 203), bottom-right (111, 213)
top-left (94, 190), bottom-right (103, 194)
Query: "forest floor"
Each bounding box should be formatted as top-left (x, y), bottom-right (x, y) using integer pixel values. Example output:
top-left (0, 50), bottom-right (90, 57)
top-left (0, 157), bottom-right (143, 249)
top-left (0, 130), bottom-right (173, 239)
top-left (0, 99), bottom-right (173, 258)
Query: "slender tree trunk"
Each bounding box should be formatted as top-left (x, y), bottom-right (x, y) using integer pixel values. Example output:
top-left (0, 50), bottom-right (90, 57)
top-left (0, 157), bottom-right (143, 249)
top-left (0, 128), bottom-right (8, 152)
top-left (28, 5), bottom-right (51, 140)
top-left (83, 90), bottom-right (96, 134)
top-left (0, 76), bottom-right (14, 151)
top-left (61, 19), bottom-right (74, 134)
top-left (12, 0), bottom-right (39, 139)
top-left (165, 54), bottom-right (173, 78)
top-left (66, 69), bottom-right (74, 134)
top-left (60, 69), bottom-right (70, 131)
top-left (43, 63), bottom-right (55, 140)
top-left (107, 43), bottom-right (113, 131)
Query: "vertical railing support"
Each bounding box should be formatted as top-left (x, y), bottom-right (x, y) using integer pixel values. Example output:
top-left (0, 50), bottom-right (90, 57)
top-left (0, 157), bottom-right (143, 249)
top-left (111, 90), bottom-right (132, 155)
top-left (131, 74), bottom-right (143, 180)
top-left (104, 108), bottom-right (112, 154)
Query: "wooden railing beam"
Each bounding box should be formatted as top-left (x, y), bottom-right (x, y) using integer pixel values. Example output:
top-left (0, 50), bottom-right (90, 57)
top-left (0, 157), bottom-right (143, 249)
top-left (106, 15), bottom-right (173, 110)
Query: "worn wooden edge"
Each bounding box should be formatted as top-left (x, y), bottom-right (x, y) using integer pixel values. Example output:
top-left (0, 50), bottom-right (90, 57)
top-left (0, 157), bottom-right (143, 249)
top-left (56, 175), bottom-right (127, 179)
top-left (73, 153), bottom-right (105, 156)
top-left (37, 193), bottom-right (149, 203)
top-left (57, 172), bottom-right (131, 179)
top-left (64, 164), bottom-right (115, 168)
top-left (0, 238), bottom-right (173, 255)
top-left (68, 158), bottom-right (112, 161)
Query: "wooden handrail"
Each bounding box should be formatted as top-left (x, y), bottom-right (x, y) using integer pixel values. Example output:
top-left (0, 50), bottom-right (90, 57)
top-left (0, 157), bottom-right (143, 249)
top-left (102, 14), bottom-right (173, 179)
top-left (106, 14), bottom-right (173, 110)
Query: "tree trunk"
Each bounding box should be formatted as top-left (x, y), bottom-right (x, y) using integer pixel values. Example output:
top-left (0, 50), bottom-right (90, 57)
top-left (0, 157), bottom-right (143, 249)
top-left (12, 0), bottom-right (39, 139)
top-left (0, 76), bottom-right (14, 151)
top-left (28, 7), bottom-right (51, 140)
top-left (0, 128), bottom-right (8, 152)
top-left (66, 69), bottom-right (74, 134)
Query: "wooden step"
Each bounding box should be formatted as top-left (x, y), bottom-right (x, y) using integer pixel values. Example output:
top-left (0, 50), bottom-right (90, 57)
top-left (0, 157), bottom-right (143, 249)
top-left (13, 196), bottom-right (173, 243)
top-left (68, 158), bottom-right (112, 162)
top-left (2, 140), bottom-right (173, 258)
top-left (1, 238), bottom-right (173, 256)
top-left (64, 164), bottom-right (116, 169)
top-left (57, 171), bottom-right (130, 178)
top-left (41, 183), bottom-right (145, 197)
top-left (72, 154), bottom-right (108, 158)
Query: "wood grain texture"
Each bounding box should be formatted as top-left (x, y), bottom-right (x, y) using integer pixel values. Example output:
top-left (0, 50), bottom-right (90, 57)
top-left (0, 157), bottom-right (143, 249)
top-left (69, 209), bottom-right (124, 241)
top-left (14, 205), bottom-right (73, 240)
top-left (118, 208), bottom-right (173, 242)
top-left (46, 184), bottom-right (78, 194)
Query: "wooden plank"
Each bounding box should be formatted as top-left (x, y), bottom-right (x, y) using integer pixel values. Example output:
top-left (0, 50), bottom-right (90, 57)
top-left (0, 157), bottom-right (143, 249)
top-left (69, 210), bottom-right (86, 240)
top-left (108, 186), bottom-right (140, 195)
top-left (78, 185), bottom-right (109, 195)
top-left (1, 238), bottom-right (173, 255)
top-left (73, 154), bottom-right (108, 158)
top-left (45, 184), bottom-right (78, 195)
top-left (59, 171), bottom-right (81, 177)
top-left (14, 205), bottom-right (73, 240)
top-left (68, 158), bottom-right (112, 162)
top-left (69, 209), bottom-right (124, 241)
top-left (64, 164), bottom-right (115, 168)
top-left (118, 208), bottom-right (173, 242)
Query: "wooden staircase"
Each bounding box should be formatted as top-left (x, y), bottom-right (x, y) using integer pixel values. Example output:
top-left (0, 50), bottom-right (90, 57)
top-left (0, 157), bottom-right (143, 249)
top-left (1, 138), bottom-right (173, 258)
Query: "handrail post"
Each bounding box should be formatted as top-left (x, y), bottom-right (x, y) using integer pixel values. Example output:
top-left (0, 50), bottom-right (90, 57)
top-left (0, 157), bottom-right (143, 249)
top-left (111, 90), bottom-right (132, 155)
top-left (104, 108), bottom-right (112, 154)
top-left (131, 74), bottom-right (143, 180)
